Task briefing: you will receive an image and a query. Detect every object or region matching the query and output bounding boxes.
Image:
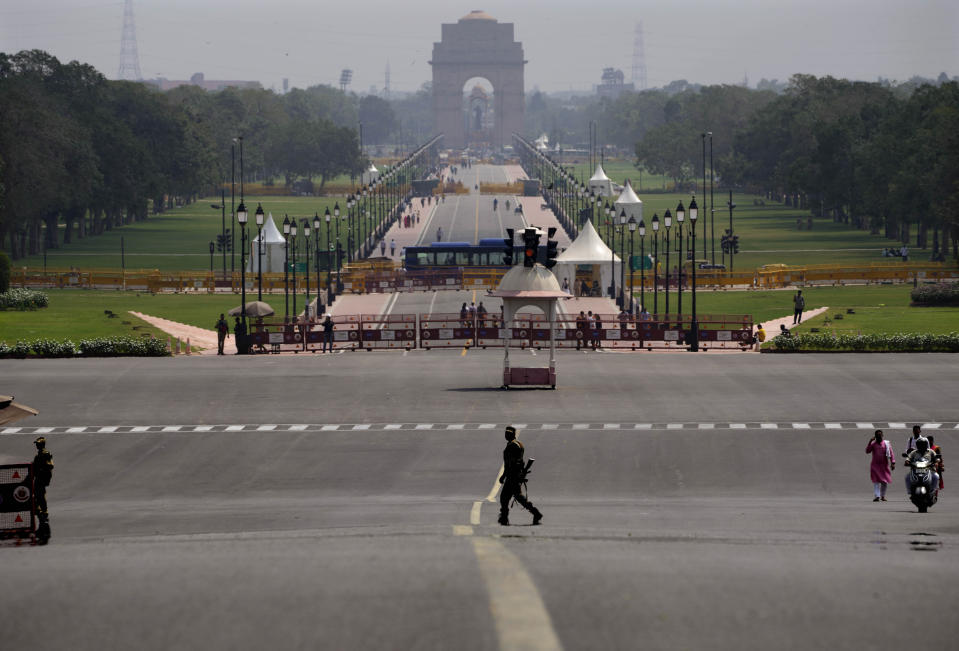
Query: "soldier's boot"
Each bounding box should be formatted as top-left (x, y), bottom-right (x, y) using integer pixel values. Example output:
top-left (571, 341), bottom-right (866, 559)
top-left (498, 510), bottom-right (510, 526)
top-left (531, 507), bottom-right (543, 526)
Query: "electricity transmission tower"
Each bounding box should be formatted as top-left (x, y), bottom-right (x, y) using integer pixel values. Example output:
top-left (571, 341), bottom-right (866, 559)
top-left (631, 22), bottom-right (647, 91)
top-left (118, 0), bottom-right (142, 81)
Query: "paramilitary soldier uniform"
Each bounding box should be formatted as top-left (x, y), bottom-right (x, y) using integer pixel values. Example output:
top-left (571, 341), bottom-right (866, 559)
top-left (498, 426), bottom-right (542, 526)
top-left (31, 437), bottom-right (54, 524)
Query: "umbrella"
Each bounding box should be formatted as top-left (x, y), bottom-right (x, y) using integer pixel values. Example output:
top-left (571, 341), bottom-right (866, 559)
top-left (228, 301), bottom-right (275, 317)
top-left (0, 395), bottom-right (39, 427)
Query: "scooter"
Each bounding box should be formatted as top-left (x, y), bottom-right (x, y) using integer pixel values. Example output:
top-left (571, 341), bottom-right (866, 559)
top-left (905, 455), bottom-right (939, 513)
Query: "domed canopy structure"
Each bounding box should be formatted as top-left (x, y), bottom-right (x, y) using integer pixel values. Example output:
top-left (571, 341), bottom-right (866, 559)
top-left (249, 213), bottom-right (286, 273)
top-left (492, 264), bottom-right (567, 298)
top-left (551, 219), bottom-right (623, 299)
top-left (460, 10), bottom-right (496, 21)
top-left (362, 161), bottom-right (380, 185)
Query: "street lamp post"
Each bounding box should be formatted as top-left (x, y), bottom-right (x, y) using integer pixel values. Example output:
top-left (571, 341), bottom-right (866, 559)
top-left (727, 190), bottom-right (736, 272)
top-left (237, 201), bottom-right (249, 349)
top-left (676, 201), bottom-right (686, 321)
top-left (325, 208), bottom-right (333, 304)
top-left (255, 204), bottom-right (265, 301)
top-left (334, 202), bottom-right (341, 273)
top-left (628, 216), bottom-right (637, 314)
top-left (651, 213), bottom-right (660, 317)
top-left (313, 213), bottom-right (322, 314)
top-left (689, 197), bottom-right (699, 351)
top-left (347, 194), bottom-right (355, 263)
top-left (302, 219), bottom-right (311, 321)
top-left (291, 218), bottom-right (298, 319)
top-left (619, 209), bottom-right (627, 309)
top-left (607, 202), bottom-right (615, 300)
top-left (282, 215), bottom-right (291, 321)
top-left (209, 241), bottom-right (214, 273)
top-left (639, 219), bottom-right (646, 314)
top-left (664, 209), bottom-right (672, 319)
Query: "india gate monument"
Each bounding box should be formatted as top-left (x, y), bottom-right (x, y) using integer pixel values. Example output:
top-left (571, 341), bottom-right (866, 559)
top-left (430, 11), bottom-right (526, 149)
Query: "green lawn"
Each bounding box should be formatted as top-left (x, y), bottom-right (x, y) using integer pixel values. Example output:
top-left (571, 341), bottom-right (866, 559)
top-left (0, 290), bottom-right (244, 342)
top-left (595, 191), bottom-right (912, 269)
top-left (625, 284), bottom-right (959, 334)
top-left (17, 195), bottom-right (361, 272)
top-left (569, 160), bottom-right (671, 191)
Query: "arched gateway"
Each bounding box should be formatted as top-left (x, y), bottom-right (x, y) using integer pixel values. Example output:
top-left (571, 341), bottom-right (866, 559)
top-left (430, 11), bottom-right (526, 149)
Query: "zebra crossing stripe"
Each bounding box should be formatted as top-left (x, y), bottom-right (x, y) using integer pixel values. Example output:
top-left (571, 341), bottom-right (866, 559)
top-left (1, 422), bottom-right (955, 435)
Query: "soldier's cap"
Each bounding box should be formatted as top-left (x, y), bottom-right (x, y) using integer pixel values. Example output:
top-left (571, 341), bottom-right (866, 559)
top-left (505, 426), bottom-right (517, 435)
top-left (34, 436), bottom-right (46, 446)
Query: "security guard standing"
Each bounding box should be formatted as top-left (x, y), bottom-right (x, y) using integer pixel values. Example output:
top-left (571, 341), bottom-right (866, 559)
top-left (498, 426), bottom-right (543, 526)
top-left (31, 437), bottom-right (54, 528)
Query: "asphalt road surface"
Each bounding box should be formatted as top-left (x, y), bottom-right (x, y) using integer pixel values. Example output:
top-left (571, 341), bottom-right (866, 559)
top-left (3, 353), bottom-right (958, 650)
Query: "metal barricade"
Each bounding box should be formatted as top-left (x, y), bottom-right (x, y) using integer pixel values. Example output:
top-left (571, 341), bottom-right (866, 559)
top-left (358, 314), bottom-right (417, 350)
top-left (419, 313), bottom-right (475, 348)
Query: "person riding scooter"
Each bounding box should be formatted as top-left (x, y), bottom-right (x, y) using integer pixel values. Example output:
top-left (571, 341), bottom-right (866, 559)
top-left (904, 437), bottom-right (940, 504)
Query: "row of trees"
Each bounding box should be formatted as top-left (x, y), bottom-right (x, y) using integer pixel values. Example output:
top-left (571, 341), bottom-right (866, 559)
top-left (522, 75), bottom-right (956, 258)
top-left (0, 50), bottom-right (396, 260)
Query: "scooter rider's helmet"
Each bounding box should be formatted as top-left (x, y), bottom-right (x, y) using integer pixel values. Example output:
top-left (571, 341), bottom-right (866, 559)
top-left (34, 436), bottom-right (46, 450)
top-left (916, 438), bottom-right (929, 454)
top-left (504, 426), bottom-right (517, 441)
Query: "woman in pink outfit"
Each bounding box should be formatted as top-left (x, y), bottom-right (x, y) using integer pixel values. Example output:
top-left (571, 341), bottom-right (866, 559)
top-left (866, 429), bottom-right (895, 501)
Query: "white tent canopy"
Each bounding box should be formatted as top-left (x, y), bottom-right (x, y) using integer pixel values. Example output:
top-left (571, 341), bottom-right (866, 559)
top-left (613, 179), bottom-right (643, 223)
top-left (249, 213), bottom-right (287, 273)
top-left (552, 219), bottom-right (622, 298)
top-left (362, 162), bottom-right (380, 185)
top-left (588, 163), bottom-right (613, 197)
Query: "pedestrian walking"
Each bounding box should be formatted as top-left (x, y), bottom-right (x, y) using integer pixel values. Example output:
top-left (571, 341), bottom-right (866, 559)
top-left (866, 430), bottom-right (895, 501)
top-left (31, 437), bottom-right (54, 533)
top-left (380, 239), bottom-right (386, 256)
top-left (477, 302), bottom-right (488, 327)
top-left (900, 244), bottom-right (908, 261)
top-left (562, 277), bottom-right (570, 294)
top-left (460, 302), bottom-right (469, 327)
top-left (436, 226), bottom-right (443, 242)
top-left (576, 311), bottom-right (587, 349)
top-left (498, 426), bottom-right (542, 526)
top-left (793, 290), bottom-right (805, 324)
top-left (593, 313), bottom-right (603, 349)
top-left (233, 316), bottom-right (247, 354)
top-left (390, 238), bottom-right (396, 257)
top-left (618, 308), bottom-right (629, 332)
top-left (321, 314), bottom-right (334, 353)
top-left (215, 313), bottom-right (229, 355)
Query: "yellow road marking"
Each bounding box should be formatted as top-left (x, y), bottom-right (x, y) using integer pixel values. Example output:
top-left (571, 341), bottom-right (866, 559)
top-left (470, 502), bottom-right (483, 525)
top-left (472, 537), bottom-right (564, 651)
top-left (452, 525), bottom-right (474, 536)
top-left (486, 464), bottom-right (504, 502)
top-left (474, 190), bottom-right (480, 243)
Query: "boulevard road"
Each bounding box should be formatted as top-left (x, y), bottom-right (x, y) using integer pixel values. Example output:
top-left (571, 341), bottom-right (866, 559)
top-left (2, 353), bottom-right (958, 650)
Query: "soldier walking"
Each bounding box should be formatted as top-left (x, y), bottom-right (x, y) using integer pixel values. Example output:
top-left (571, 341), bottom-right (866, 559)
top-left (498, 426), bottom-right (543, 526)
top-left (32, 437), bottom-right (54, 530)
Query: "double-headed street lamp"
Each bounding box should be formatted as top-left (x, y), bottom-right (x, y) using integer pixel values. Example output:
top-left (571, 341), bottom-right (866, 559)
top-left (606, 202), bottom-right (615, 300)
top-left (651, 213), bottom-right (660, 317)
top-left (255, 204), bottom-right (265, 301)
top-left (688, 196), bottom-right (700, 351)
top-left (333, 202), bottom-right (341, 273)
top-left (627, 216), bottom-right (637, 314)
top-left (282, 215), bottom-right (291, 321)
top-left (346, 194), bottom-right (355, 263)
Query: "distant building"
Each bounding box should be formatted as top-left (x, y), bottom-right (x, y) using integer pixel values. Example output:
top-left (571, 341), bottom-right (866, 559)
top-left (144, 72), bottom-right (261, 92)
top-left (596, 68), bottom-right (634, 99)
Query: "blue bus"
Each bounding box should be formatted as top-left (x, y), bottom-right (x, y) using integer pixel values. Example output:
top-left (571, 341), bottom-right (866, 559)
top-left (404, 239), bottom-right (548, 269)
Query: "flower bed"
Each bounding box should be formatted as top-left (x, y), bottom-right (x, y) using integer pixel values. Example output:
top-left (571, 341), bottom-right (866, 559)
top-left (771, 332), bottom-right (959, 352)
top-left (0, 288), bottom-right (49, 310)
top-left (911, 282), bottom-right (959, 306)
top-left (0, 336), bottom-right (169, 358)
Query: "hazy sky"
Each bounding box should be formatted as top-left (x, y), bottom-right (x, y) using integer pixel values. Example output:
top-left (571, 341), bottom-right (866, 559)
top-left (1, 0), bottom-right (956, 94)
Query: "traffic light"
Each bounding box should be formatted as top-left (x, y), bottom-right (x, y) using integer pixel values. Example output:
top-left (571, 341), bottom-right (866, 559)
top-left (504, 228), bottom-right (515, 266)
top-left (522, 228), bottom-right (540, 268)
top-left (732, 234), bottom-right (740, 254)
top-left (720, 233), bottom-right (730, 254)
top-left (545, 227), bottom-right (558, 269)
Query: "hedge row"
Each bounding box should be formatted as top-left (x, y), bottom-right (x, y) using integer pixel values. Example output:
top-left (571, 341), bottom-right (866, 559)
top-left (0, 336), bottom-right (169, 358)
top-left (911, 282), bottom-right (959, 306)
top-left (0, 288), bottom-right (49, 310)
top-left (771, 332), bottom-right (959, 352)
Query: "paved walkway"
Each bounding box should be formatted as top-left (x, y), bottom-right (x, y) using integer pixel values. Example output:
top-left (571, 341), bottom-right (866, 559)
top-left (375, 196), bottom-right (439, 262)
top-left (129, 311), bottom-right (220, 356)
top-left (756, 306), bottom-right (828, 340)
